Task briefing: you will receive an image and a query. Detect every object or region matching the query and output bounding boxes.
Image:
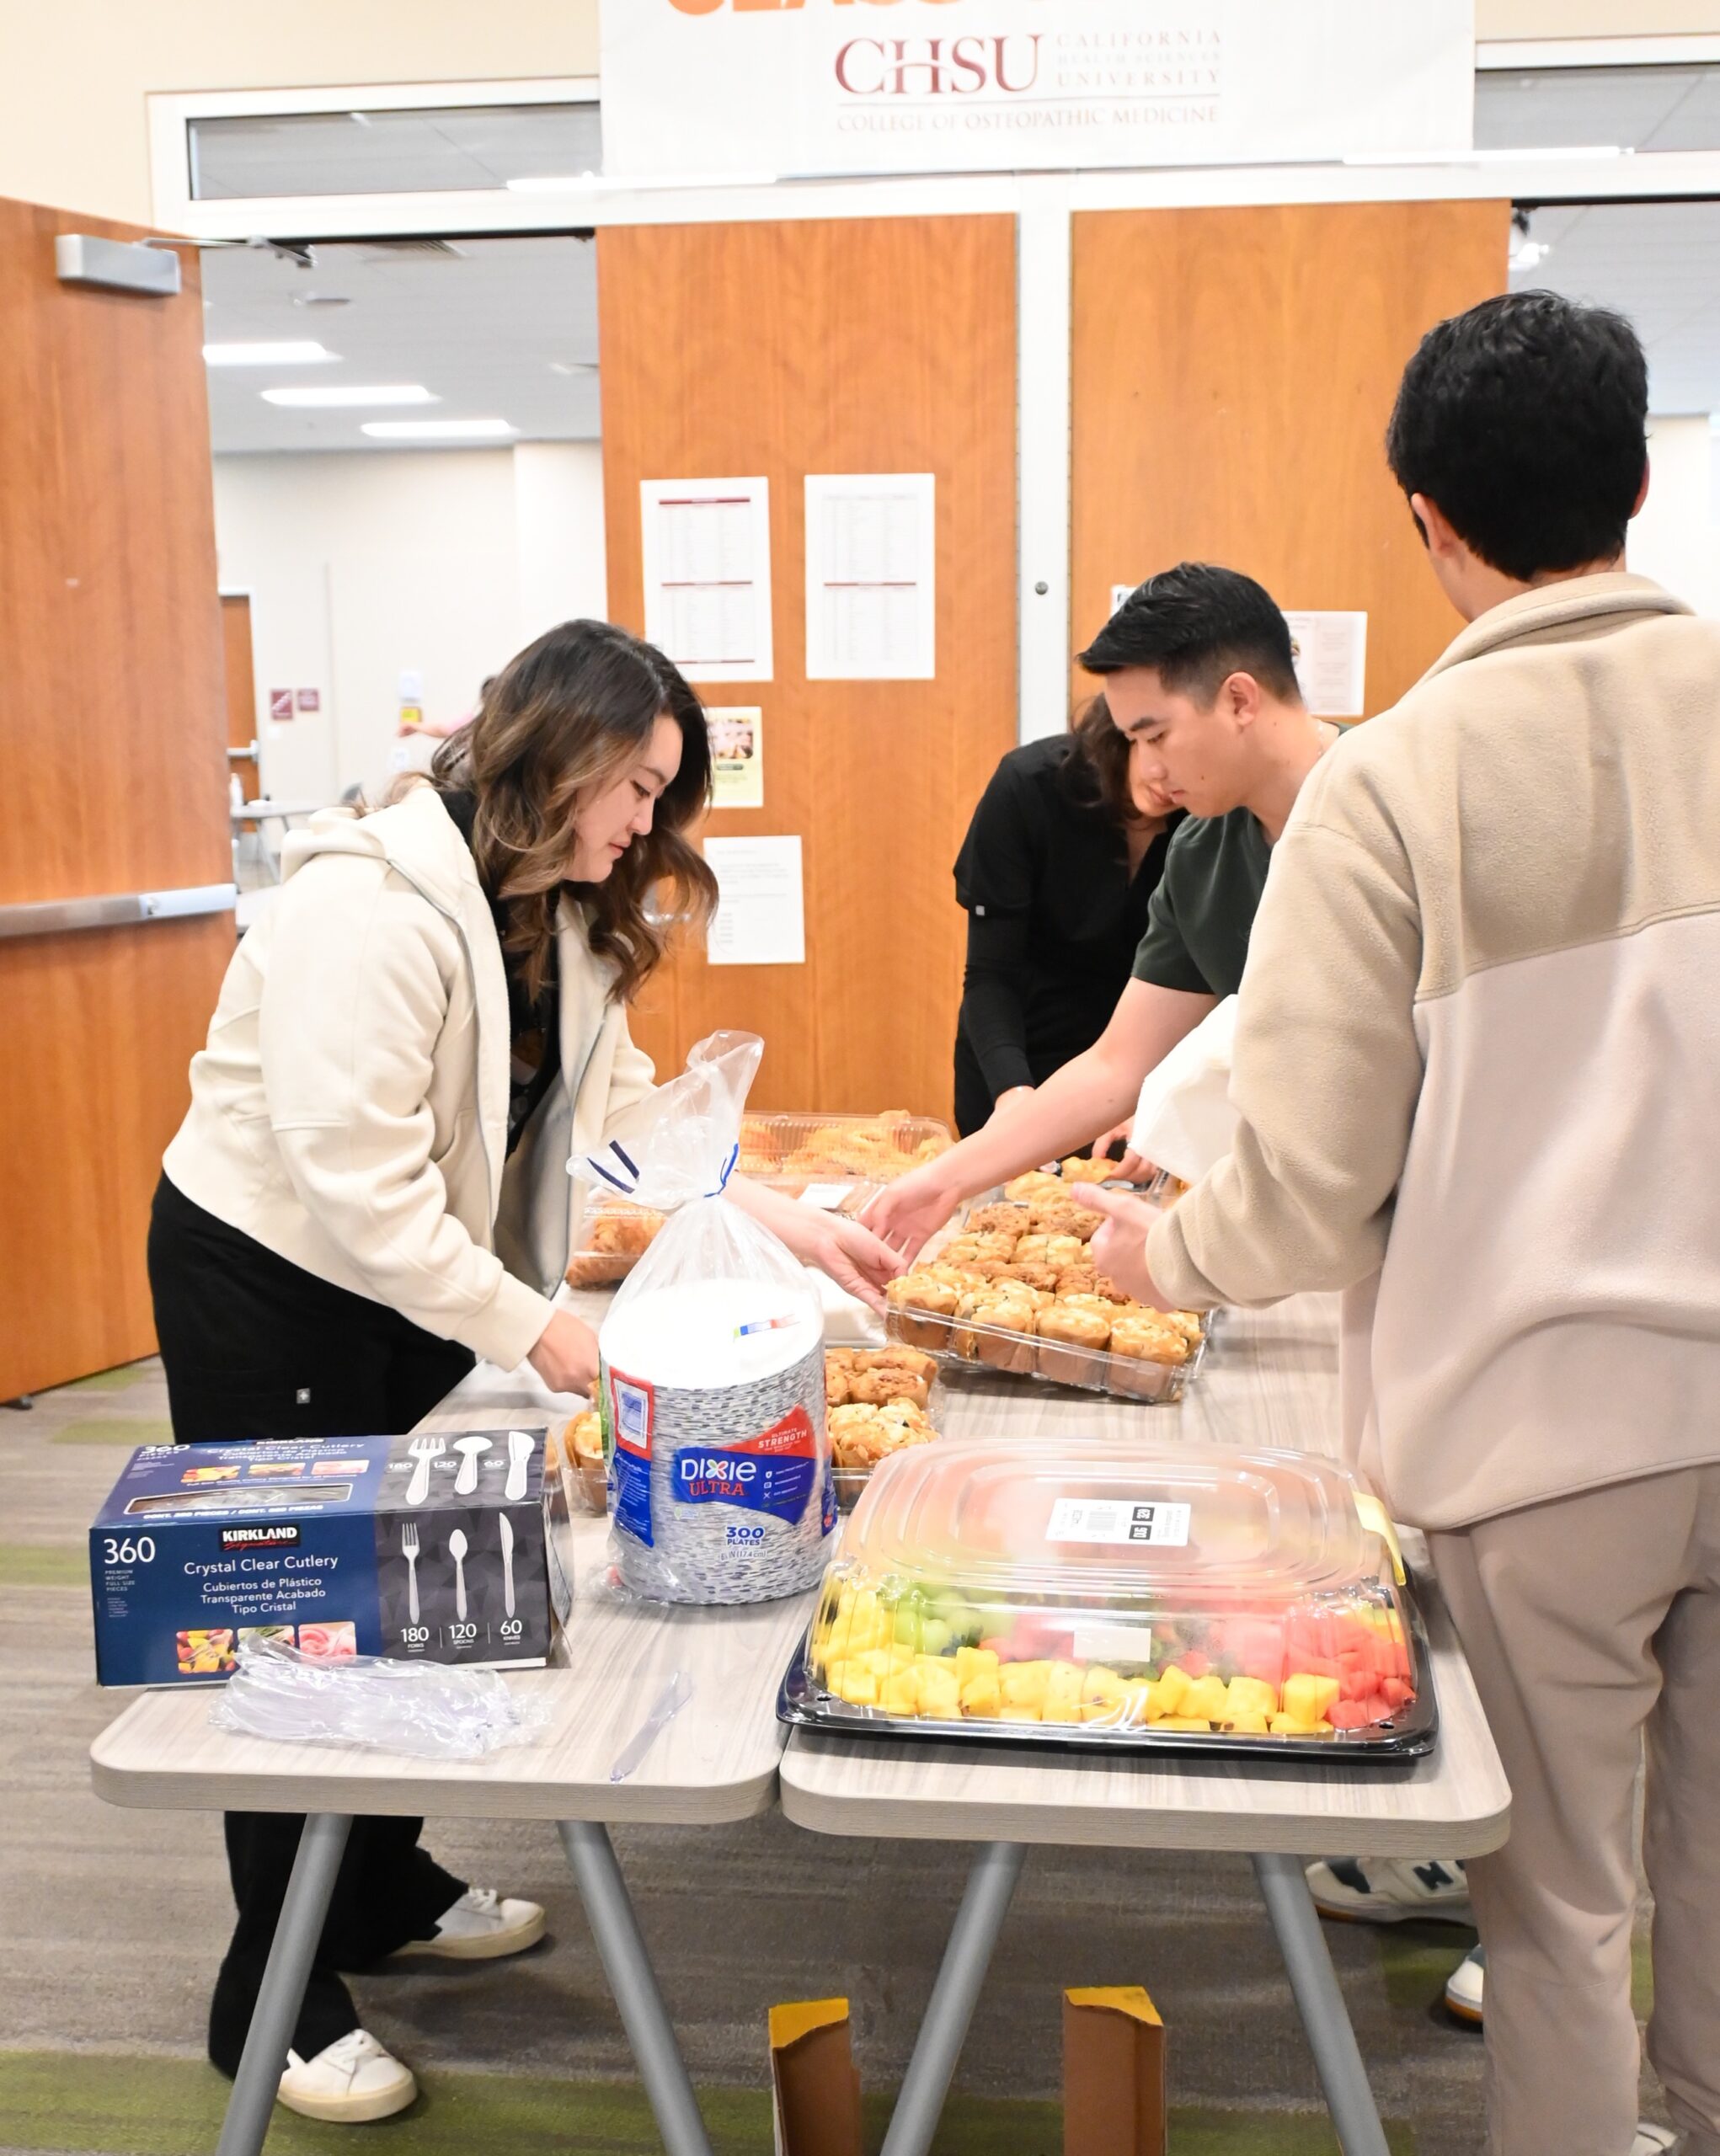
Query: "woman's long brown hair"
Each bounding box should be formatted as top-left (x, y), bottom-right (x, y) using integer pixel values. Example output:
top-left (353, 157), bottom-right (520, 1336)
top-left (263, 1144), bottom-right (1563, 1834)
top-left (1069, 693), bottom-right (1137, 824)
top-left (430, 619), bottom-right (718, 1006)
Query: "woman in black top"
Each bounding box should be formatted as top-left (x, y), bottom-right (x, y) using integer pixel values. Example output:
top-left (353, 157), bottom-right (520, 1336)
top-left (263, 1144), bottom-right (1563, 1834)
top-left (953, 699), bottom-right (1183, 1137)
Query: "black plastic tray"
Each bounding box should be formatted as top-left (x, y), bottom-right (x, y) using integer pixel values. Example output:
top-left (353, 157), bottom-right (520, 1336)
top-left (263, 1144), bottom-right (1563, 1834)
top-left (777, 1592), bottom-right (1440, 1765)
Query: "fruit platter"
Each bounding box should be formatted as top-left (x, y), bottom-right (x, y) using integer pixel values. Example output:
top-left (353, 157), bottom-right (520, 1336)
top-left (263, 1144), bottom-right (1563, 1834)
top-left (778, 1439), bottom-right (1435, 1761)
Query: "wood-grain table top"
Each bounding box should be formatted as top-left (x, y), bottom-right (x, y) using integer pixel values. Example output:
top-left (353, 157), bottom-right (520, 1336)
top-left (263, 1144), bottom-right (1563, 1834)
top-left (89, 1349), bottom-right (811, 1827)
top-left (782, 1291), bottom-right (1511, 1859)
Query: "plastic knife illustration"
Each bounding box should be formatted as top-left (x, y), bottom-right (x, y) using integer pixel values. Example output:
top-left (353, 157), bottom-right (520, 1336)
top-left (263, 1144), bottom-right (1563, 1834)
top-left (499, 1513), bottom-right (515, 1620)
top-left (505, 1429), bottom-right (536, 1502)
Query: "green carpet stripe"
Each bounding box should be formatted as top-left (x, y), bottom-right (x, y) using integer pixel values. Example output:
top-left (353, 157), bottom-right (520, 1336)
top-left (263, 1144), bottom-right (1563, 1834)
top-left (0, 1545), bottom-right (87, 1589)
top-left (1372, 1923), bottom-right (1477, 2014)
top-left (51, 1418), bottom-right (174, 1447)
top-left (65, 1364), bottom-right (152, 1394)
top-left (0, 2052), bottom-right (1414, 2155)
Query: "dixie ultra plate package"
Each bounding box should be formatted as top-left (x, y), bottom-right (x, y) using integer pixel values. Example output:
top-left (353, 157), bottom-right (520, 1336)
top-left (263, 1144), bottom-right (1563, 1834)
top-left (89, 1431), bottom-right (574, 1687)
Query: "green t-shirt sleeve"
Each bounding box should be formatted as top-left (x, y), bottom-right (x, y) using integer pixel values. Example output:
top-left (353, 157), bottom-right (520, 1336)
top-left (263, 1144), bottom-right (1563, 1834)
top-left (1131, 867), bottom-right (1215, 995)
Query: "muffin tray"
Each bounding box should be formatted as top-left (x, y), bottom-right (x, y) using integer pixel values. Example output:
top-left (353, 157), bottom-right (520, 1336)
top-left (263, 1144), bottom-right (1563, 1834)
top-left (884, 1302), bottom-right (1212, 1405)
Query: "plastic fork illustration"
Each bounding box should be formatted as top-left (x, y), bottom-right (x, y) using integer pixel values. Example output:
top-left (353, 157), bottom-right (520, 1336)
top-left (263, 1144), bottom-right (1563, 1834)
top-left (401, 1520), bottom-right (421, 1625)
top-left (404, 1434), bottom-right (445, 1507)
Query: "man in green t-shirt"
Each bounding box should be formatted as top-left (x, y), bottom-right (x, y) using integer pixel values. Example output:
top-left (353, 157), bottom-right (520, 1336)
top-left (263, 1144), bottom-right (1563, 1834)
top-left (871, 560), bottom-right (1331, 1256)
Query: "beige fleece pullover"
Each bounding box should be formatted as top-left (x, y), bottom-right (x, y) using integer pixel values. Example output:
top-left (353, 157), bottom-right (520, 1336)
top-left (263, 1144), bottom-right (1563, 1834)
top-left (1146, 573), bottom-right (1720, 1529)
top-left (164, 784), bottom-right (657, 1371)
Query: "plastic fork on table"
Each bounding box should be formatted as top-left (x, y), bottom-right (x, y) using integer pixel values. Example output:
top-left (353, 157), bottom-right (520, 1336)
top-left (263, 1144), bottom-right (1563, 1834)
top-left (404, 1434), bottom-right (445, 1507)
top-left (401, 1520), bottom-right (421, 1625)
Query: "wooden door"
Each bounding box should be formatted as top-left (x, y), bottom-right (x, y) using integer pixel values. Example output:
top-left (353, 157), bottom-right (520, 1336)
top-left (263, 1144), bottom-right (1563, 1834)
top-left (221, 593), bottom-right (261, 804)
top-left (598, 216), bottom-right (1018, 1121)
top-left (0, 195), bottom-right (233, 1397)
top-left (1070, 201), bottom-right (1510, 713)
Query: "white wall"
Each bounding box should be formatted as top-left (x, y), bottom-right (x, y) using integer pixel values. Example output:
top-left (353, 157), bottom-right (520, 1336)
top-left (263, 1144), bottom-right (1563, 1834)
top-left (0, 0), bottom-right (599, 228)
top-left (1632, 414), bottom-right (1720, 617)
top-left (213, 441), bottom-right (606, 801)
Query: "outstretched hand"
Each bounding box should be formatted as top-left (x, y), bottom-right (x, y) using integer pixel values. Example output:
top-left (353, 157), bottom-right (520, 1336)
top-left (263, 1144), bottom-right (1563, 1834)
top-left (1077, 1182), bottom-right (1172, 1310)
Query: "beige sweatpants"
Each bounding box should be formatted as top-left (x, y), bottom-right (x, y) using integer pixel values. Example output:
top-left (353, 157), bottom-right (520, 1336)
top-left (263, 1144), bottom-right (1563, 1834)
top-left (1429, 1465), bottom-right (1720, 2156)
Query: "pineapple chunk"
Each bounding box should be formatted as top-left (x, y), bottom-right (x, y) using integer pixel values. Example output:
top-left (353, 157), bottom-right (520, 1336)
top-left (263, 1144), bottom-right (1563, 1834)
top-left (1269, 1710), bottom-right (1319, 1737)
top-left (960, 1674), bottom-right (1003, 1720)
top-left (1000, 1659), bottom-right (1052, 1710)
top-left (1222, 1711), bottom-right (1272, 1735)
top-left (1182, 1674), bottom-right (1229, 1722)
top-left (1081, 1667), bottom-right (1128, 1723)
top-left (1224, 1676), bottom-right (1279, 1722)
top-left (999, 1705), bottom-right (1044, 1722)
top-left (1154, 1664), bottom-right (1192, 1716)
top-left (1155, 1715), bottom-right (1213, 1732)
top-left (1283, 1673), bottom-right (1342, 1725)
top-left (840, 1670), bottom-right (880, 1707)
top-left (1043, 1662), bottom-right (1085, 1723)
top-left (917, 1666), bottom-right (962, 1720)
top-left (1120, 1679), bottom-right (1156, 1726)
top-left (881, 1670), bottom-right (921, 1718)
top-left (956, 1646), bottom-right (1001, 1687)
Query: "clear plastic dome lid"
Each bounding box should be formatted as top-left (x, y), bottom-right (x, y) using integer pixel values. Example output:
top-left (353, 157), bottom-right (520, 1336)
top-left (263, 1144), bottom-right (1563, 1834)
top-left (839, 1440), bottom-right (1387, 1605)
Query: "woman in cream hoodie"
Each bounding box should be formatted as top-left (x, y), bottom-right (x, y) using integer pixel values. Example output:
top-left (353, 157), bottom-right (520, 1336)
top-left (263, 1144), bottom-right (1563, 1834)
top-left (151, 617), bottom-right (900, 2121)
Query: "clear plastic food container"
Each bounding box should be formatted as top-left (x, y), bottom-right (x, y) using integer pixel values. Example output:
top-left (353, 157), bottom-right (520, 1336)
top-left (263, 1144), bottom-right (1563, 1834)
top-left (737, 1112), bottom-right (953, 1196)
top-left (825, 1347), bottom-right (943, 1512)
top-left (564, 1198), bottom-right (667, 1289)
top-left (780, 1441), bottom-right (1433, 1760)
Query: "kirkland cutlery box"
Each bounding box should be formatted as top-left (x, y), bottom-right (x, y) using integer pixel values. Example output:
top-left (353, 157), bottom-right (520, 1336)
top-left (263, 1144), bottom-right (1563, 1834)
top-left (89, 1429), bottom-right (574, 1686)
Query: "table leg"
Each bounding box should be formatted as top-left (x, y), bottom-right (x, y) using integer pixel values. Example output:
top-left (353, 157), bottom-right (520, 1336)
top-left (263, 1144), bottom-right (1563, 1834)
top-left (879, 1840), bottom-right (1027, 2156)
top-left (214, 1812), bottom-right (352, 2156)
top-left (1252, 1852), bottom-right (1391, 2156)
top-left (557, 1820), bottom-right (714, 2156)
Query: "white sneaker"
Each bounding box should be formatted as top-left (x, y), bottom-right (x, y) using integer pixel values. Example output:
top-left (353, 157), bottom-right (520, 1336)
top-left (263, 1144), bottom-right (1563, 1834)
top-left (1632, 2127), bottom-right (1681, 2156)
top-left (1444, 1942), bottom-right (1484, 2025)
top-left (396, 1886), bottom-right (546, 1961)
top-left (1306, 1856), bottom-right (1474, 1925)
top-left (277, 2030), bottom-right (416, 2122)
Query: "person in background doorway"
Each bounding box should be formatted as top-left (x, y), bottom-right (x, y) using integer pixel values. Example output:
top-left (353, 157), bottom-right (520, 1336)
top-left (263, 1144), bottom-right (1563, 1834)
top-left (1078, 292), bottom-right (1715, 2156)
top-left (952, 696), bottom-right (1183, 1139)
top-left (150, 619), bottom-right (901, 2124)
top-left (871, 563), bottom-right (1331, 1259)
top-left (376, 674), bottom-right (494, 793)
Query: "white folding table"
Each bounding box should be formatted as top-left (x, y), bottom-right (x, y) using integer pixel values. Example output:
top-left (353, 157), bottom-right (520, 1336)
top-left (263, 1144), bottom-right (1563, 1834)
top-left (90, 1355), bottom-right (814, 2156)
top-left (780, 1293), bottom-right (1512, 2156)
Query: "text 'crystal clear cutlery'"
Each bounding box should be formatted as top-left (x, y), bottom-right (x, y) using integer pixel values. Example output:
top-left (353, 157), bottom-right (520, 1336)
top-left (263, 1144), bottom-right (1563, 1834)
top-left (404, 1434), bottom-right (445, 1507)
top-left (505, 1428), bottom-right (536, 1502)
top-left (452, 1433), bottom-right (492, 1497)
top-left (448, 1527), bottom-right (468, 1623)
top-left (499, 1513), bottom-right (515, 1619)
top-left (401, 1520), bottom-right (420, 1625)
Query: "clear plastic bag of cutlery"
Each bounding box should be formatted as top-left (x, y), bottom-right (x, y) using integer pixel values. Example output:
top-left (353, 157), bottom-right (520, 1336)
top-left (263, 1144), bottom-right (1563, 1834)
top-left (211, 1639), bottom-right (548, 1758)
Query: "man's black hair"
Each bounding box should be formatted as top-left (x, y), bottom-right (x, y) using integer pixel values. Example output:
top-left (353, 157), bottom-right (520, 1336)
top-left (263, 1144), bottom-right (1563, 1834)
top-left (1077, 561), bottom-right (1300, 704)
top-left (1386, 291), bottom-right (1648, 583)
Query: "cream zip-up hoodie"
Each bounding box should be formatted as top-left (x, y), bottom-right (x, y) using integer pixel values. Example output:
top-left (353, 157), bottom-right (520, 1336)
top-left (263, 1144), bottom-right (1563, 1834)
top-left (163, 783), bottom-right (656, 1370)
top-left (1146, 573), bottom-right (1720, 1530)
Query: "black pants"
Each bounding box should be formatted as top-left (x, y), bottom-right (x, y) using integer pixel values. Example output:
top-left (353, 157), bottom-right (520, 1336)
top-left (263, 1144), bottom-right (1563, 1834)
top-left (147, 1174), bottom-right (475, 2075)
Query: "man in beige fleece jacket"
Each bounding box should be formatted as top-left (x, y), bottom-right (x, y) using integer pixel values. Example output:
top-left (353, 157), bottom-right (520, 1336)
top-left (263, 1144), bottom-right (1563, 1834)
top-left (1088, 292), bottom-right (1720, 2156)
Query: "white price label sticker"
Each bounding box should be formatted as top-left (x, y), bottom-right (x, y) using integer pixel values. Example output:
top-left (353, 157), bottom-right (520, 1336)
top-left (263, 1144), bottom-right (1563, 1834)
top-left (1045, 1497), bottom-right (1191, 1548)
top-left (797, 1182), bottom-right (857, 1211)
top-left (1072, 1621), bottom-right (1154, 1668)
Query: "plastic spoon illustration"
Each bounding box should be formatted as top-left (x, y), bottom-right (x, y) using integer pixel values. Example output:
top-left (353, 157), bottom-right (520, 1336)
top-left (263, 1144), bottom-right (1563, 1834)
top-left (449, 1528), bottom-right (468, 1624)
top-left (505, 1429), bottom-right (536, 1502)
top-left (499, 1513), bottom-right (515, 1619)
top-left (401, 1519), bottom-right (421, 1625)
top-left (452, 1433), bottom-right (492, 1497)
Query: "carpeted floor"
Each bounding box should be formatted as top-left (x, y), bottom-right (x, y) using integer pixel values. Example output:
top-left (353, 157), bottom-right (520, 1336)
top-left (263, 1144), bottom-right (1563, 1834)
top-left (0, 1359), bottom-right (1668, 2154)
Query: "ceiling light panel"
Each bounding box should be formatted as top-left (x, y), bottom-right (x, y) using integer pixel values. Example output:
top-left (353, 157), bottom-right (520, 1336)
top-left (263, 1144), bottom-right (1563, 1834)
top-left (205, 340), bottom-right (339, 366)
top-left (360, 417), bottom-right (515, 440)
top-left (260, 384), bottom-right (437, 408)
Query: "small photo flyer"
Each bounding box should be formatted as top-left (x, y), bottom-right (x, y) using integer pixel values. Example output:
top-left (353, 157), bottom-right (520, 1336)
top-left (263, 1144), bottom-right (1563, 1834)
top-left (708, 705), bottom-right (764, 810)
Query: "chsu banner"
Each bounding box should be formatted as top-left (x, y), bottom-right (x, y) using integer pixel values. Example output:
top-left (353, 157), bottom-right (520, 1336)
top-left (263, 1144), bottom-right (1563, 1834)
top-left (601, 0), bottom-right (1475, 182)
